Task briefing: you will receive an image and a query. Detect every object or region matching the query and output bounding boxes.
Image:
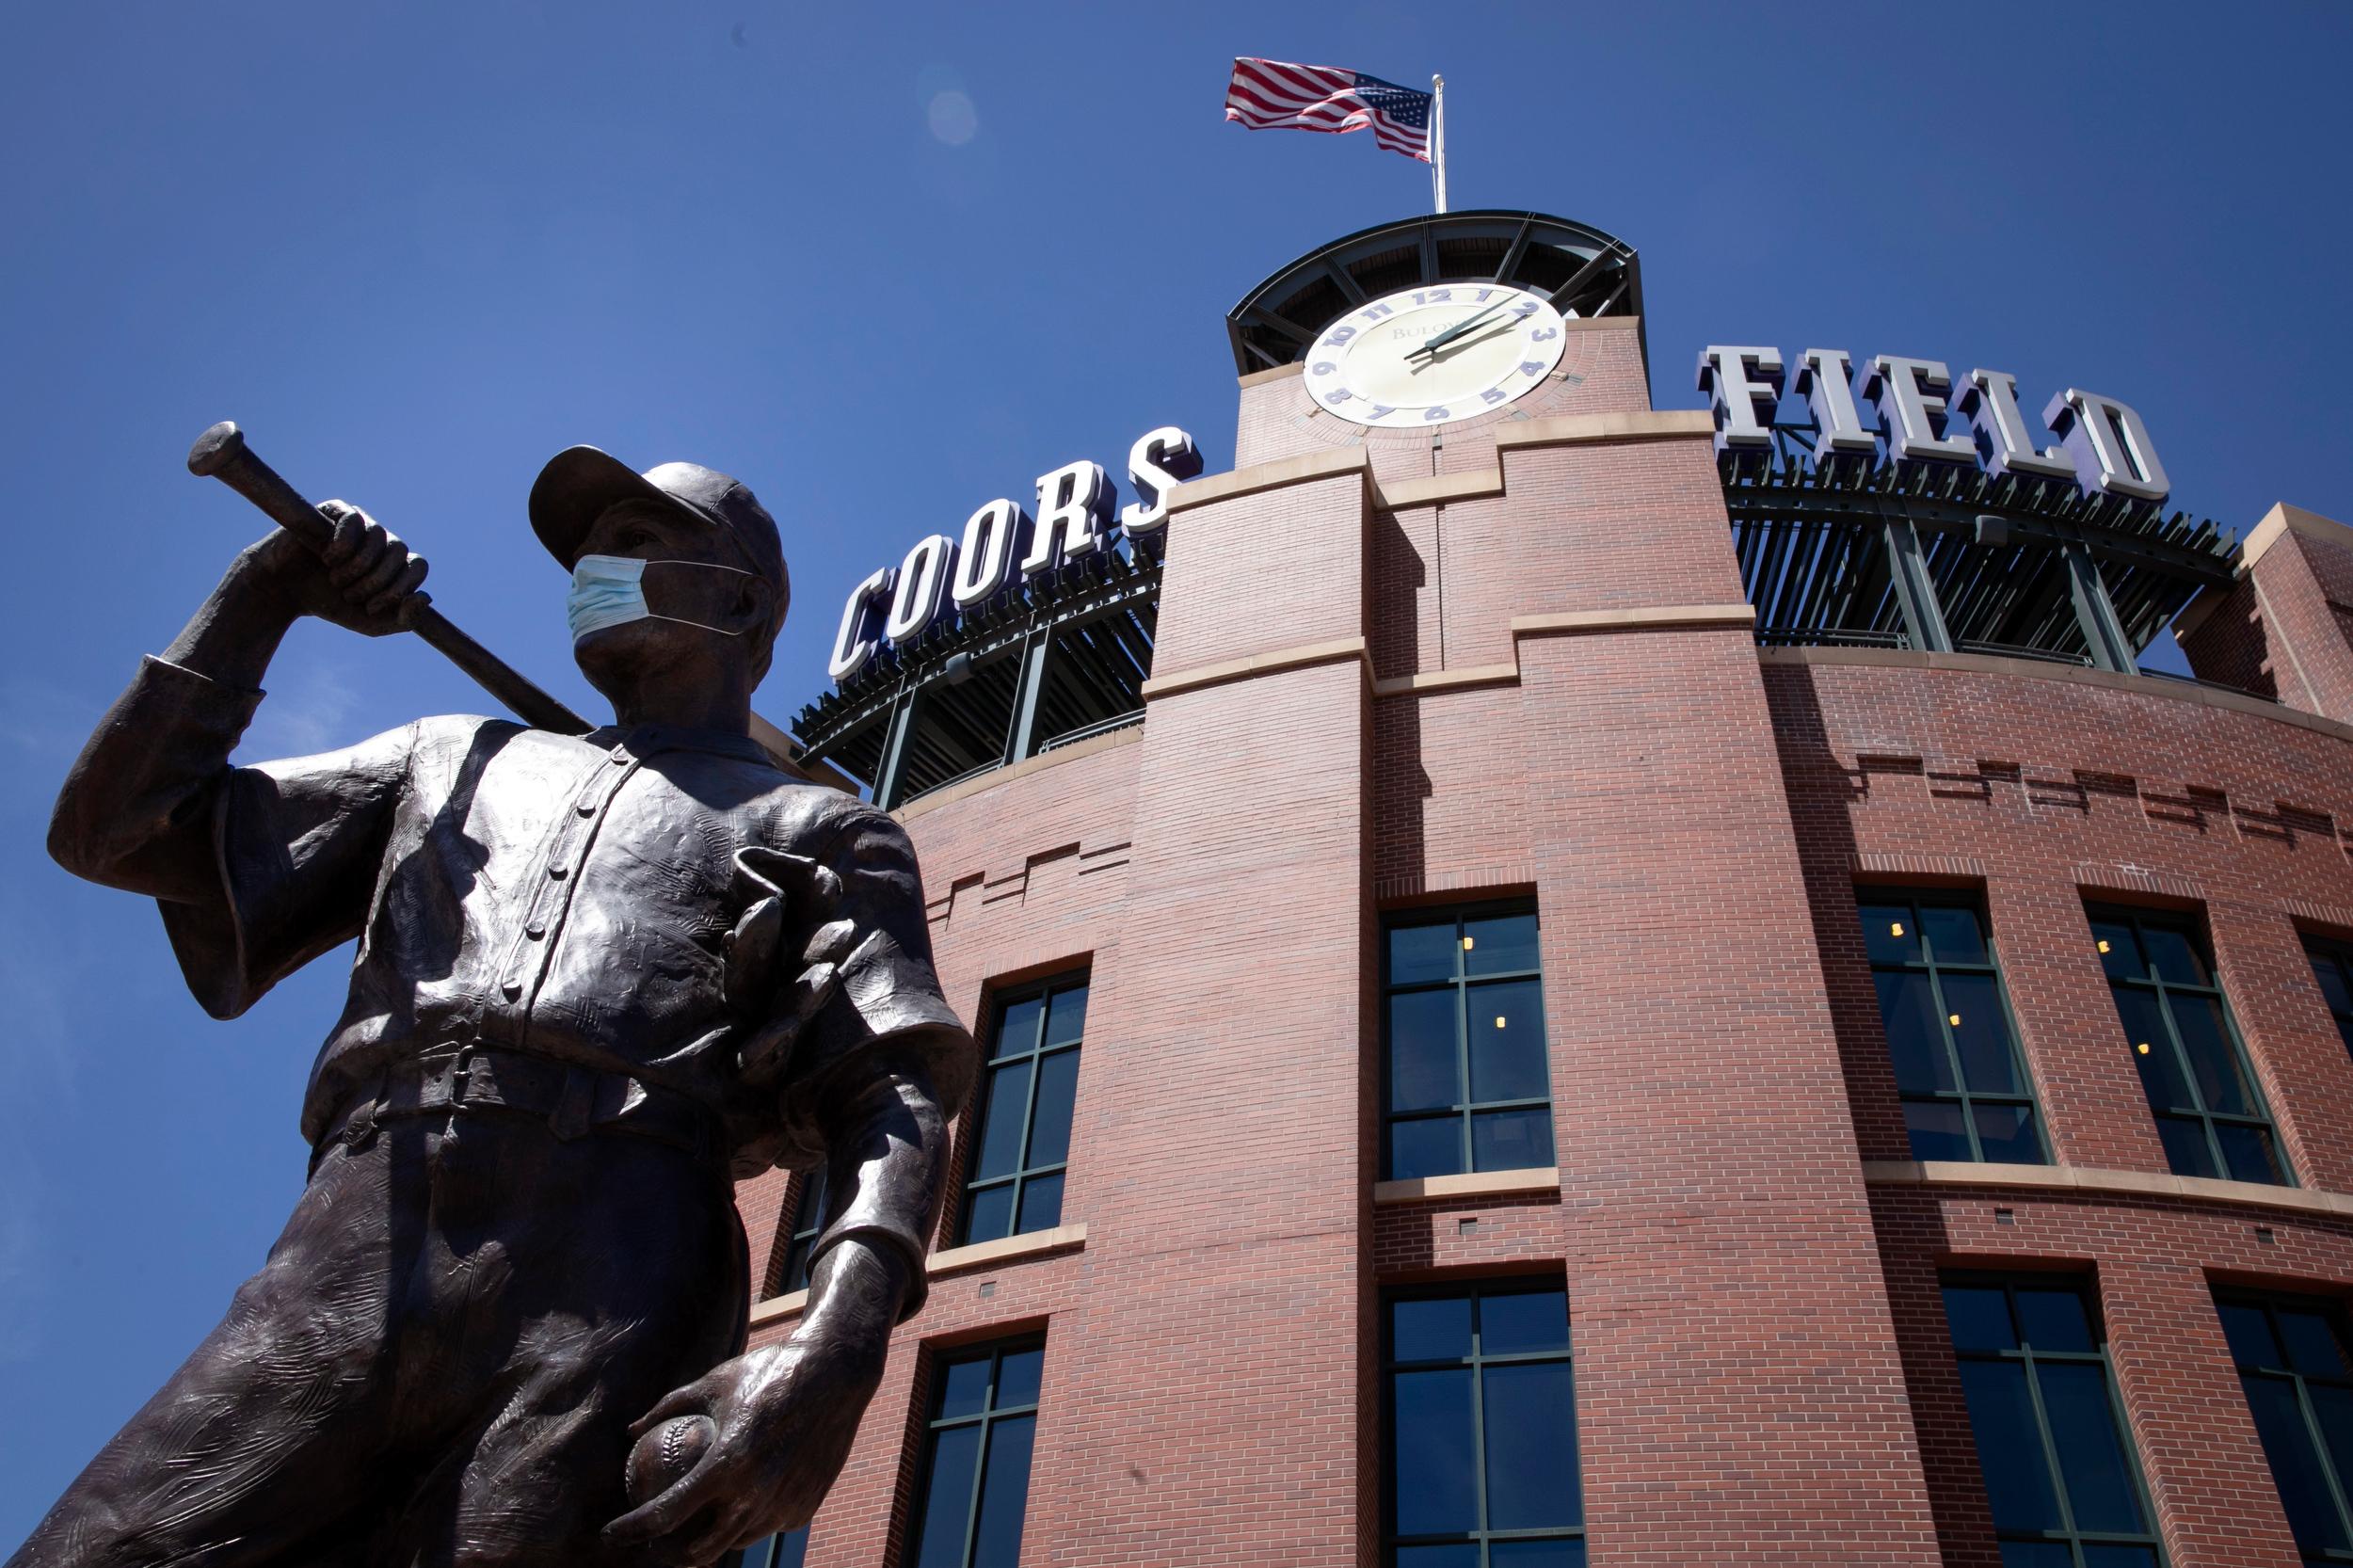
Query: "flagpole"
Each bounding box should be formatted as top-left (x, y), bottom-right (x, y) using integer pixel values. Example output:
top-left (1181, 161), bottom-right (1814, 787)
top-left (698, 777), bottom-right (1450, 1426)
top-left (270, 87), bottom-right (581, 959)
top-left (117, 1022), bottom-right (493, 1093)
top-left (1432, 74), bottom-right (1447, 212)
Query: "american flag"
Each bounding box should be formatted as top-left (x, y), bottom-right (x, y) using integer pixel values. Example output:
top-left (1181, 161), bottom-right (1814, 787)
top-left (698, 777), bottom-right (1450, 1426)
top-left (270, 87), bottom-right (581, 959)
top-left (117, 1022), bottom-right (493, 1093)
top-left (1224, 57), bottom-right (1433, 163)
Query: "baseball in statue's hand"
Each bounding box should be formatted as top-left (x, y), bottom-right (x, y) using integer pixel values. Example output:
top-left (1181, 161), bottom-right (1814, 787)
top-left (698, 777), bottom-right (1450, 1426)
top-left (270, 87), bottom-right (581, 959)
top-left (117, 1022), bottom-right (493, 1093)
top-left (625, 1415), bottom-right (717, 1510)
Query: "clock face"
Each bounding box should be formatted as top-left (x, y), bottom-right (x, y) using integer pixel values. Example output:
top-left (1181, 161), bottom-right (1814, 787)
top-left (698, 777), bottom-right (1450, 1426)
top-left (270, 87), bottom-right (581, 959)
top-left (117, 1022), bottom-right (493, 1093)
top-left (1305, 283), bottom-right (1570, 429)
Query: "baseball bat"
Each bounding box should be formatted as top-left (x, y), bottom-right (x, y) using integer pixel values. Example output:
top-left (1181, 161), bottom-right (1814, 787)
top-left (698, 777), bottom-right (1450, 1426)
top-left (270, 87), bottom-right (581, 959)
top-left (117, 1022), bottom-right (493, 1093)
top-left (186, 422), bottom-right (593, 736)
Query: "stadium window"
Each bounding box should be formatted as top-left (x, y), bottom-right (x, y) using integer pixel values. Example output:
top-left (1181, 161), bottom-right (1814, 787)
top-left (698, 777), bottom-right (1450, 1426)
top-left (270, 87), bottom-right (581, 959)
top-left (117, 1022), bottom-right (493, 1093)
top-left (2089, 904), bottom-right (2291, 1186)
top-left (1856, 892), bottom-right (2046, 1164)
top-left (1384, 1280), bottom-right (1583, 1566)
top-left (905, 1338), bottom-right (1045, 1568)
top-left (2215, 1289), bottom-right (2353, 1563)
top-left (2306, 936), bottom-right (2353, 1064)
top-left (1382, 904), bottom-right (1554, 1180)
top-left (1940, 1273), bottom-right (2164, 1567)
top-left (773, 1168), bottom-right (828, 1297)
top-left (961, 975), bottom-right (1087, 1244)
top-left (728, 1529), bottom-right (808, 1568)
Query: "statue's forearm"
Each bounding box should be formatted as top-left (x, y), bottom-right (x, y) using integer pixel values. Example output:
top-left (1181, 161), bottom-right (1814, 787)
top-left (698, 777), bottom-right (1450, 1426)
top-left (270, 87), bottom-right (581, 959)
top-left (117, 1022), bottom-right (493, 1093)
top-left (159, 546), bottom-right (302, 694)
top-left (802, 1046), bottom-right (952, 1332)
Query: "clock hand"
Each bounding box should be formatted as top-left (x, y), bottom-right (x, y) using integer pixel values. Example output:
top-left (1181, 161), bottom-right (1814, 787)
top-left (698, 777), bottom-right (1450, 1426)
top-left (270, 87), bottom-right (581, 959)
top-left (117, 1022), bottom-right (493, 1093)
top-left (1408, 296), bottom-right (1519, 360)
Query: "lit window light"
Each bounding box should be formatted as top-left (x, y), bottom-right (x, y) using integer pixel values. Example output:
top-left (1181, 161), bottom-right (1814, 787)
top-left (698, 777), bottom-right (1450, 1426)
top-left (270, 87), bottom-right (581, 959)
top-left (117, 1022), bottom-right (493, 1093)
top-left (1948, 1014), bottom-right (1962, 1027)
top-left (1495, 1016), bottom-right (1507, 1029)
top-left (2136, 1042), bottom-right (2152, 1055)
top-left (1890, 921), bottom-right (1905, 937)
top-left (2098, 939), bottom-right (2111, 953)
top-left (1462, 936), bottom-right (1475, 951)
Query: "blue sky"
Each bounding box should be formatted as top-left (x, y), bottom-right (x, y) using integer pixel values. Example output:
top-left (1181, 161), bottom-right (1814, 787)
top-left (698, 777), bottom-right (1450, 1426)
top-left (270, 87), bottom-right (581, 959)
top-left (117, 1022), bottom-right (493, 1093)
top-left (3, 0), bottom-right (2348, 1532)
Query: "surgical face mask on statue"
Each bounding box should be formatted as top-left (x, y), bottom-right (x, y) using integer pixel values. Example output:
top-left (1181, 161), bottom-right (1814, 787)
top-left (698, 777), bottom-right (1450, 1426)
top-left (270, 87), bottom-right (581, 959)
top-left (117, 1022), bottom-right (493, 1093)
top-left (567, 554), bottom-right (752, 643)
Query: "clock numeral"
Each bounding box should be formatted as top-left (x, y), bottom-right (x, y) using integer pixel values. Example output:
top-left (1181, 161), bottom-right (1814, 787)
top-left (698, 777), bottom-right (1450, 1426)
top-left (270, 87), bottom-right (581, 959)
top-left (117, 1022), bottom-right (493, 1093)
top-left (1530, 327), bottom-right (1559, 341)
top-left (1422, 406), bottom-right (1450, 422)
top-left (1511, 302), bottom-right (1540, 318)
top-left (1519, 361), bottom-right (1545, 377)
top-left (1311, 361), bottom-right (1337, 376)
top-left (1359, 303), bottom-right (1395, 321)
top-left (1410, 287), bottom-right (1452, 305)
top-left (1367, 406), bottom-right (1397, 420)
top-left (1326, 388), bottom-right (1354, 404)
top-left (1481, 389), bottom-right (1508, 406)
top-left (1327, 327), bottom-right (1358, 345)
top-left (1471, 288), bottom-right (1495, 302)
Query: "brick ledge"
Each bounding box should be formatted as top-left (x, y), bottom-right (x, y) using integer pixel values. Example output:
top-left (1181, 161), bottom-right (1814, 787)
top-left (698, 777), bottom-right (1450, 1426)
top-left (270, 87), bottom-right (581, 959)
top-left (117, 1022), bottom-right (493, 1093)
top-left (748, 1222), bottom-right (1088, 1329)
top-left (1863, 1160), bottom-right (2353, 1219)
top-left (1374, 1167), bottom-right (1561, 1205)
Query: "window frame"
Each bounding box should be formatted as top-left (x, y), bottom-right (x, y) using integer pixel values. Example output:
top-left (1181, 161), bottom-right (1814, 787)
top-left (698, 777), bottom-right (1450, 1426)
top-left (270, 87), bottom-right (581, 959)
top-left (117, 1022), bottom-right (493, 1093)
top-left (905, 1336), bottom-right (1048, 1568)
top-left (959, 972), bottom-right (1088, 1245)
top-left (1379, 900), bottom-right (1555, 1180)
top-left (1855, 888), bottom-right (2047, 1164)
top-left (2304, 934), bottom-right (2353, 1065)
top-left (2087, 903), bottom-right (2293, 1187)
top-left (1381, 1277), bottom-right (1584, 1566)
top-left (1942, 1271), bottom-right (2168, 1567)
top-left (2214, 1288), bottom-right (2353, 1563)
top-left (775, 1168), bottom-right (828, 1297)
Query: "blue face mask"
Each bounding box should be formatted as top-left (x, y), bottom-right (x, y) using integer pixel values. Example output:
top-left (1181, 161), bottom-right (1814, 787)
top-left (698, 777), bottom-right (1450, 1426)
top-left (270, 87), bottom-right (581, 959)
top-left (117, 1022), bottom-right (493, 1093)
top-left (567, 554), bottom-right (751, 643)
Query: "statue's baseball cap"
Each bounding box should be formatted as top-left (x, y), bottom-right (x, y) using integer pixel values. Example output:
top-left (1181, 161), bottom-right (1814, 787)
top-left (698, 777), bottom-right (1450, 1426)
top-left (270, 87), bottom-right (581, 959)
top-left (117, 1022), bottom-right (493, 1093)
top-left (528, 446), bottom-right (789, 614)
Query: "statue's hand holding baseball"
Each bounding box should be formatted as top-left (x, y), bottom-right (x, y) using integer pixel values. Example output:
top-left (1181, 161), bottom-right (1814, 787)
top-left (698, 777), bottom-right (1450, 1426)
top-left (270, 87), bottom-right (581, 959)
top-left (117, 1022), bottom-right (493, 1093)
top-left (606, 1244), bottom-right (904, 1564)
top-left (240, 500), bottom-right (430, 636)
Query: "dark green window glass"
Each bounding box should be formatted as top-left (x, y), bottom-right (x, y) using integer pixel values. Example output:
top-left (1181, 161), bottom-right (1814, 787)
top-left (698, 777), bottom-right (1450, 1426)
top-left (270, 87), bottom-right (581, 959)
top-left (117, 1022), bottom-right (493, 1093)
top-left (1941, 1275), bottom-right (2163, 1568)
top-left (1383, 905), bottom-right (1553, 1179)
top-left (1856, 895), bottom-right (2045, 1163)
top-left (2089, 905), bottom-right (2289, 1186)
top-left (775, 1169), bottom-right (827, 1296)
top-left (907, 1339), bottom-right (1045, 1568)
top-left (2216, 1290), bottom-right (2353, 1563)
top-left (730, 1528), bottom-right (807, 1568)
top-left (962, 977), bottom-right (1086, 1243)
top-left (2307, 937), bottom-right (2353, 1066)
top-left (1385, 1282), bottom-right (1582, 1567)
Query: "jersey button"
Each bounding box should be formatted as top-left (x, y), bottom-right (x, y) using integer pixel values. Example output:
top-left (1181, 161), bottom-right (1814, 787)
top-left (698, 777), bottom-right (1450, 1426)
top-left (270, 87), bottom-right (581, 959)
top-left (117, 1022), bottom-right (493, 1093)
top-left (576, 802), bottom-right (597, 817)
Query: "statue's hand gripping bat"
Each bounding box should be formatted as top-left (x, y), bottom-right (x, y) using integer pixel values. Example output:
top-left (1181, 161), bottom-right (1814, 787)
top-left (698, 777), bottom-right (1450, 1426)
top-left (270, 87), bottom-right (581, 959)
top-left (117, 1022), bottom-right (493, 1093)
top-left (186, 421), bottom-right (592, 736)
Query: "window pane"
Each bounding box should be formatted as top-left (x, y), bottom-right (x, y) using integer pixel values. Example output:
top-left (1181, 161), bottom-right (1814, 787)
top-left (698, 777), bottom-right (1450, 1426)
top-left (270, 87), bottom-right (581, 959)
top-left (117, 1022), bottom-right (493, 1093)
top-left (969, 1412), bottom-right (1035, 1568)
top-left (2040, 1361), bottom-right (2146, 1534)
top-left (1463, 912), bottom-right (1540, 976)
top-left (1877, 971), bottom-right (1957, 1094)
top-left (1922, 904), bottom-right (1990, 966)
top-left (965, 1183), bottom-right (1015, 1245)
top-left (910, 1423), bottom-right (984, 1568)
top-left (1390, 1116), bottom-right (1465, 1180)
top-left (1016, 1171), bottom-right (1064, 1233)
top-left (1389, 990), bottom-right (1464, 1113)
top-left (1481, 1359), bottom-right (1581, 1528)
top-left (2218, 1301), bottom-right (2282, 1369)
top-left (995, 1346), bottom-right (1045, 1410)
top-left (2215, 1122), bottom-right (2284, 1186)
top-left (1489, 1544), bottom-right (1585, 1568)
top-left (1972, 1103), bottom-right (2042, 1164)
top-left (1998, 1544), bottom-right (2073, 1568)
top-left (2170, 993), bottom-right (2253, 1115)
top-left (1942, 973), bottom-right (2020, 1094)
top-left (1861, 903), bottom-right (1923, 965)
top-left (2141, 922), bottom-right (2211, 987)
top-left (1472, 1107), bottom-right (1555, 1172)
top-left (2115, 989), bottom-right (2192, 1111)
top-left (773, 1529), bottom-right (808, 1568)
top-left (2090, 918), bottom-right (2143, 980)
top-left (1958, 1359), bottom-right (2063, 1532)
top-left (937, 1355), bottom-right (994, 1419)
top-left (2153, 1115), bottom-right (2218, 1179)
top-left (2310, 1384), bottom-right (2353, 1527)
top-left (1480, 1289), bottom-right (1570, 1355)
top-left (781, 1238), bottom-right (815, 1295)
top-left (1392, 1368), bottom-right (1479, 1536)
top-left (2014, 1288), bottom-right (2094, 1353)
top-left (1024, 1048), bottom-right (1080, 1169)
top-left (792, 1173), bottom-right (828, 1232)
top-left (992, 996), bottom-right (1044, 1060)
top-left (1042, 984), bottom-right (1088, 1048)
top-left (1389, 920), bottom-right (1459, 985)
top-left (1944, 1286), bottom-right (2018, 1352)
top-left (2244, 1373), bottom-right (2351, 1554)
top-left (1393, 1295), bottom-right (1473, 1363)
top-left (1393, 1548), bottom-right (1479, 1568)
top-left (972, 1061), bottom-right (1034, 1180)
top-left (1903, 1100), bottom-right (1971, 1163)
top-left (2077, 1549), bottom-right (2159, 1568)
top-left (2278, 1310), bottom-right (2351, 1379)
top-left (1467, 979), bottom-right (1548, 1102)
top-left (2312, 952), bottom-right (2353, 1017)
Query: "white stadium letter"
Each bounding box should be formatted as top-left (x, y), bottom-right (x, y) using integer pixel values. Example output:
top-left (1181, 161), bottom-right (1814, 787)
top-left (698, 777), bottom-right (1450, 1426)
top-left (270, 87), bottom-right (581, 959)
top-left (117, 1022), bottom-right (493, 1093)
top-left (1863, 355), bottom-right (1977, 463)
top-left (1954, 370), bottom-right (2076, 482)
top-left (952, 499), bottom-right (1029, 610)
top-left (1696, 345), bottom-right (1785, 455)
top-left (1023, 459), bottom-right (1112, 573)
top-left (2043, 388), bottom-right (2171, 504)
top-left (1118, 426), bottom-right (1204, 535)
top-left (884, 534), bottom-right (957, 647)
top-left (827, 565), bottom-right (896, 683)
top-left (1790, 349), bottom-right (1877, 461)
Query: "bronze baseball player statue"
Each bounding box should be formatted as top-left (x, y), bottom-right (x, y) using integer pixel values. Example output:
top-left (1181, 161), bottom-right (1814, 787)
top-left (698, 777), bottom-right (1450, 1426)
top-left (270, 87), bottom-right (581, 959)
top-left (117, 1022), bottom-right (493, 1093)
top-left (11, 438), bottom-right (973, 1567)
